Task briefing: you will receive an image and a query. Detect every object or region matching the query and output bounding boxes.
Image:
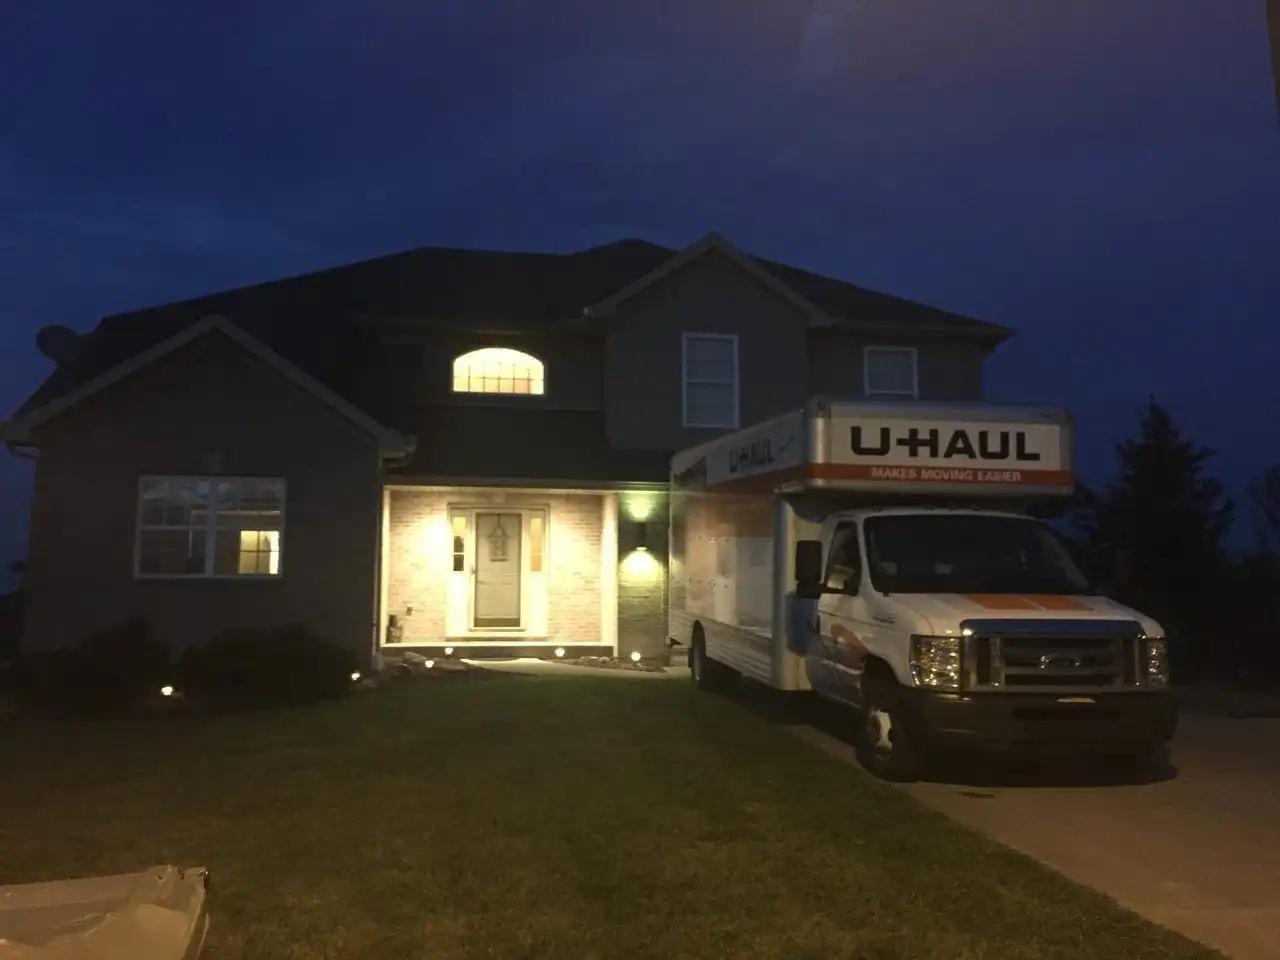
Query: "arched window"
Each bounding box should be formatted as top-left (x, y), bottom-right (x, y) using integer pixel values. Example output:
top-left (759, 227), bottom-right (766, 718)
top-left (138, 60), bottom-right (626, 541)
top-left (451, 347), bottom-right (545, 395)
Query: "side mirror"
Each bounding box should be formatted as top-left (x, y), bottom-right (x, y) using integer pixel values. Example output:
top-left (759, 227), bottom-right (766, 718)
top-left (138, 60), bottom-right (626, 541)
top-left (794, 539), bottom-right (823, 598)
top-left (796, 580), bottom-right (824, 601)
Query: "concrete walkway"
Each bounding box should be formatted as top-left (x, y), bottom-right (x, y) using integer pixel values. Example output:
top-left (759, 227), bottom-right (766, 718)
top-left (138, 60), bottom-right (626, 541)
top-left (792, 710), bottom-right (1280, 960)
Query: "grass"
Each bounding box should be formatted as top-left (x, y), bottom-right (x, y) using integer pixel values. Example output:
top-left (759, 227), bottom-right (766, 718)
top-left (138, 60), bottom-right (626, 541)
top-left (0, 676), bottom-right (1219, 960)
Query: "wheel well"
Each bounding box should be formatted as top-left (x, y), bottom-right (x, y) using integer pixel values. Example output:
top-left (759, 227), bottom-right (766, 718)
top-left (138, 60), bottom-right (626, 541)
top-left (861, 656), bottom-right (897, 691)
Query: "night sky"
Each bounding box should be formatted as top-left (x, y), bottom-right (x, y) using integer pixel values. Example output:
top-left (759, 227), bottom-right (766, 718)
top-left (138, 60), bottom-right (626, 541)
top-left (1, 1), bottom-right (1276, 587)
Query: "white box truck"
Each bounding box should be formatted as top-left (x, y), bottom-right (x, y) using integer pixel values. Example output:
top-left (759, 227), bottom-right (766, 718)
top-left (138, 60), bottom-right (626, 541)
top-left (668, 397), bottom-right (1177, 781)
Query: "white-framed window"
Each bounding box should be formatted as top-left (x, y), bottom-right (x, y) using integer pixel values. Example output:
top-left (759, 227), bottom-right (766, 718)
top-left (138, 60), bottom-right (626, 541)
top-left (135, 476), bottom-right (285, 579)
top-left (682, 333), bottom-right (739, 429)
top-left (864, 346), bottom-right (919, 399)
top-left (452, 347), bottom-right (545, 395)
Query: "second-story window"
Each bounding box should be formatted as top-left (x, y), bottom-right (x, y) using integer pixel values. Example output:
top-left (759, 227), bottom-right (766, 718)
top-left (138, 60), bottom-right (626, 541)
top-left (682, 333), bottom-right (738, 429)
top-left (864, 346), bottom-right (918, 399)
top-left (452, 347), bottom-right (545, 395)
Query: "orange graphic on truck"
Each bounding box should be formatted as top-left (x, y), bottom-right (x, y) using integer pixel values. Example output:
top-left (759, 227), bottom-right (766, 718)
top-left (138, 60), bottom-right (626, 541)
top-left (960, 594), bottom-right (1090, 611)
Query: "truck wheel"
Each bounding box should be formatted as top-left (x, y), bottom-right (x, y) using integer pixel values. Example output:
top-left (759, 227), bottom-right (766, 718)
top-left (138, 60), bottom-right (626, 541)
top-left (1112, 743), bottom-right (1169, 778)
top-left (856, 677), bottom-right (923, 783)
top-left (690, 631), bottom-right (731, 693)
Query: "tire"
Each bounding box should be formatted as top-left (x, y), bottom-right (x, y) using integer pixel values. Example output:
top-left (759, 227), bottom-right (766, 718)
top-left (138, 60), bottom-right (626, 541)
top-left (690, 630), bottom-right (733, 693)
top-left (855, 675), bottom-right (923, 782)
top-left (1109, 742), bottom-right (1169, 779)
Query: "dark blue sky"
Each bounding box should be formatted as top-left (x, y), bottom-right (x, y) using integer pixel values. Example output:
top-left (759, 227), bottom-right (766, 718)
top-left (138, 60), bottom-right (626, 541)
top-left (1, 1), bottom-right (1276, 584)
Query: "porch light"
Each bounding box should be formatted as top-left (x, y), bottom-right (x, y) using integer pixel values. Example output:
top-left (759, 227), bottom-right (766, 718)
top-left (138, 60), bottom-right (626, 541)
top-left (634, 521), bottom-right (649, 552)
top-left (630, 651), bottom-right (642, 663)
top-left (555, 647), bottom-right (565, 658)
top-left (160, 685), bottom-right (175, 697)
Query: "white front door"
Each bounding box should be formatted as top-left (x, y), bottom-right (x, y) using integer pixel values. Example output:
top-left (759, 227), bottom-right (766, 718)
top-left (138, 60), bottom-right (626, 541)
top-left (473, 511), bottom-right (523, 629)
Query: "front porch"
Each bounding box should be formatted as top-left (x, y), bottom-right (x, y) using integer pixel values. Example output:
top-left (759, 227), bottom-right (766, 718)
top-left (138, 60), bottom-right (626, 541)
top-left (378, 485), bottom-right (669, 662)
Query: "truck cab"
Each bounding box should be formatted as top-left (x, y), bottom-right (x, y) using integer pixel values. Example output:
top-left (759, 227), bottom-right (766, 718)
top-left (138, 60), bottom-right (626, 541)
top-left (792, 506), bottom-right (1177, 780)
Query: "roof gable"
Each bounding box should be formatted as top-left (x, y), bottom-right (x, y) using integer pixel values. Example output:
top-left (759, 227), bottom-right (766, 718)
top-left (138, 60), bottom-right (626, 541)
top-left (585, 232), bottom-right (833, 325)
top-left (1, 315), bottom-right (414, 460)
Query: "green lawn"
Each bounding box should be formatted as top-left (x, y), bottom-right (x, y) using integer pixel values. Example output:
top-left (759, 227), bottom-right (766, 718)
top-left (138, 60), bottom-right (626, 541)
top-left (0, 676), bottom-right (1218, 960)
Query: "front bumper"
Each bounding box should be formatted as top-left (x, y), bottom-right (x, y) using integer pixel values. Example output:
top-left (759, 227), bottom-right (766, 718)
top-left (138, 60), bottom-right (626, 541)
top-left (898, 687), bottom-right (1179, 753)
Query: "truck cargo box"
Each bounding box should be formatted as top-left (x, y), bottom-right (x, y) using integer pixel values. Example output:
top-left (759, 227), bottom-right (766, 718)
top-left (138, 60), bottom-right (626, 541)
top-left (671, 398), bottom-right (1074, 498)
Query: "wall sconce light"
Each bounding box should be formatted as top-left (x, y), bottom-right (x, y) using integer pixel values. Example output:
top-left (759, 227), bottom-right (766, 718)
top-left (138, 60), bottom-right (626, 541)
top-left (634, 521), bottom-right (649, 552)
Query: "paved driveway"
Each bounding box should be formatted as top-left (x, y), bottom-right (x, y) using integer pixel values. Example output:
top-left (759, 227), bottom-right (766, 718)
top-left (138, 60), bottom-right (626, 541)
top-left (792, 709), bottom-right (1280, 960)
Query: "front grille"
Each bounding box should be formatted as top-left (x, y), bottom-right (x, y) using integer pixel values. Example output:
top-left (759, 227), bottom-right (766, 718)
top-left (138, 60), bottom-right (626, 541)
top-left (965, 628), bottom-right (1144, 693)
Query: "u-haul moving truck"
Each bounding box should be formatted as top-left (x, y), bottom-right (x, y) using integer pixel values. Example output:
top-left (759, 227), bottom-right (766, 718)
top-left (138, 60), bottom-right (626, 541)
top-left (668, 397), bottom-right (1178, 781)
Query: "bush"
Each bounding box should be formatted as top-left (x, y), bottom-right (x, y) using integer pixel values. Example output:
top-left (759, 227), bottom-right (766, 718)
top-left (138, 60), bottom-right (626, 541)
top-left (179, 622), bottom-right (359, 705)
top-left (11, 617), bottom-right (172, 713)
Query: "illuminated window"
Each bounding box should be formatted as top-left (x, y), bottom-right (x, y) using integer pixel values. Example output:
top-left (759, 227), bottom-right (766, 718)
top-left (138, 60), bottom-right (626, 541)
top-left (452, 348), bottom-right (545, 395)
top-left (530, 515), bottom-right (545, 573)
top-left (451, 515), bottom-right (467, 572)
top-left (136, 477), bottom-right (285, 578)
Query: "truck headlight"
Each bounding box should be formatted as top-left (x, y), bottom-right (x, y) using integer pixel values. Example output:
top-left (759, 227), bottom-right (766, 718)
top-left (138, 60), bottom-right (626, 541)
top-left (910, 635), bottom-right (961, 691)
top-left (1144, 636), bottom-right (1170, 688)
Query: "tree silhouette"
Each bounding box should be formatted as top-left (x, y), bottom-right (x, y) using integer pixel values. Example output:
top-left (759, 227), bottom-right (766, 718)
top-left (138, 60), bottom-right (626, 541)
top-left (1070, 398), bottom-right (1233, 680)
top-left (1247, 464), bottom-right (1280, 555)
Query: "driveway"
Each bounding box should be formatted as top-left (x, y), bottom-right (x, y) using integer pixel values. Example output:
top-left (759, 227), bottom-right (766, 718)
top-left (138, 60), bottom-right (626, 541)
top-left (792, 708), bottom-right (1280, 960)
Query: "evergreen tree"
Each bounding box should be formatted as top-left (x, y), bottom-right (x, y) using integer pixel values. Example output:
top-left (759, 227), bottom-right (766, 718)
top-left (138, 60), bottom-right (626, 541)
top-left (1247, 464), bottom-right (1280, 555)
top-left (1071, 398), bottom-right (1233, 678)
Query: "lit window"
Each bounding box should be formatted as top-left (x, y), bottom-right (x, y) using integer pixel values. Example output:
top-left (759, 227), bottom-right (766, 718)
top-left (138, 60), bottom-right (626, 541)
top-left (864, 346), bottom-right (918, 399)
top-left (136, 477), bottom-right (284, 578)
top-left (682, 333), bottom-right (738, 429)
top-left (530, 515), bottom-right (545, 573)
top-left (452, 348), bottom-right (545, 395)
top-left (451, 514), bottom-right (467, 573)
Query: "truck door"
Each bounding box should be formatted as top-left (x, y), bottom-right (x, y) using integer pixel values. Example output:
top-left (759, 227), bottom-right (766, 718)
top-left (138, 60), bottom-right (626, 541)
top-left (805, 522), bottom-right (873, 707)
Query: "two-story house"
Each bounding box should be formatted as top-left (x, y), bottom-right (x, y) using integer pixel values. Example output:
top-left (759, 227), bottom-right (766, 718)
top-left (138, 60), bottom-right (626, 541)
top-left (0, 232), bottom-right (1012, 669)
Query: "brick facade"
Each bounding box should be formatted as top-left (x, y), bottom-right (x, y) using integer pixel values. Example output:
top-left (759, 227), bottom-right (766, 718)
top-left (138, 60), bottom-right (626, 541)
top-left (386, 489), bottom-right (605, 646)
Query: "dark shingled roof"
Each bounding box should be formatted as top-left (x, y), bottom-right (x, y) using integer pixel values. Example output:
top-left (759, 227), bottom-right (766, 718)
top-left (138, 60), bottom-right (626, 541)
top-left (9, 236), bottom-right (1010, 424)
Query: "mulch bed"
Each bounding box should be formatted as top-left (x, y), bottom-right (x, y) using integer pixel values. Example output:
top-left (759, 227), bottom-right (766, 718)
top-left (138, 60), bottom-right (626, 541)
top-left (556, 656), bottom-right (668, 674)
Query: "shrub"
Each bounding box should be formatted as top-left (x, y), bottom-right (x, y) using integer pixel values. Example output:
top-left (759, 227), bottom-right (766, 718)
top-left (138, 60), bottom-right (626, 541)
top-left (11, 617), bottom-right (172, 713)
top-left (179, 622), bottom-right (359, 705)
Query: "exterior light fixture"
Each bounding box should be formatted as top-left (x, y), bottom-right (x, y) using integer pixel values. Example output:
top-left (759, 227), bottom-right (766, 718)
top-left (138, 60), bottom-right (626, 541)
top-left (555, 647), bottom-right (566, 658)
top-left (635, 521), bottom-right (649, 552)
top-left (425, 659), bottom-right (435, 669)
top-left (160, 685), bottom-right (175, 697)
top-left (444, 646), bottom-right (454, 657)
top-left (630, 651), bottom-right (642, 663)
top-left (350, 671), bottom-right (362, 682)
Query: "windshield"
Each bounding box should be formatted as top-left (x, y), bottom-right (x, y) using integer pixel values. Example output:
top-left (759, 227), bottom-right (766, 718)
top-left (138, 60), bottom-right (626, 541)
top-left (862, 514), bottom-right (1090, 596)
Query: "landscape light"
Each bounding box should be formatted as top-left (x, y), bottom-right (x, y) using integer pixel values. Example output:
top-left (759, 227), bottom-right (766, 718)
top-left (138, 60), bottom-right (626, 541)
top-left (444, 646), bottom-right (454, 656)
top-left (160, 685), bottom-right (175, 697)
top-left (555, 647), bottom-right (566, 658)
top-left (350, 671), bottom-right (361, 682)
top-left (425, 659), bottom-right (435, 669)
top-left (630, 651), bottom-right (642, 663)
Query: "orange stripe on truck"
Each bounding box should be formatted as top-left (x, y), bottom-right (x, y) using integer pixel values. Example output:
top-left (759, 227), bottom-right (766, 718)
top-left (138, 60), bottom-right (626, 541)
top-left (961, 594), bottom-right (1089, 611)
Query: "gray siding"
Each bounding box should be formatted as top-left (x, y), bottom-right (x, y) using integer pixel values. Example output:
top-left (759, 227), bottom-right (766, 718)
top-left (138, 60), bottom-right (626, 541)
top-left (808, 332), bottom-right (986, 401)
top-left (23, 332), bottom-right (384, 665)
top-left (603, 250), bottom-right (810, 451)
